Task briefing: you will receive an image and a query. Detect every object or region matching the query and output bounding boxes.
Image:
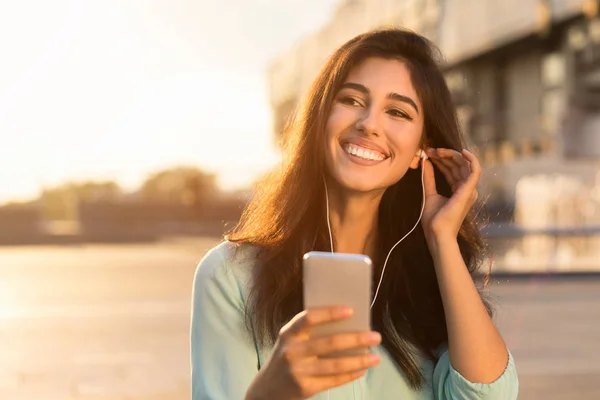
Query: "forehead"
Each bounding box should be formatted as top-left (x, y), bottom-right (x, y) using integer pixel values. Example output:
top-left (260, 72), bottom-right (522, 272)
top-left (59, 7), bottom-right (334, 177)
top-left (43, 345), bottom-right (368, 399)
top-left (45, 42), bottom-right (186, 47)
top-left (344, 57), bottom-right (419, 103)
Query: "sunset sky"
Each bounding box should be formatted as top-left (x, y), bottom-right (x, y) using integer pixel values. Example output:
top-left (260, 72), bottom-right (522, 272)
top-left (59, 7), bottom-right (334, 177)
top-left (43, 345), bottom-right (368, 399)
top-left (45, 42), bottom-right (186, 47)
top-left (0, 0), bottom-right (340, 202)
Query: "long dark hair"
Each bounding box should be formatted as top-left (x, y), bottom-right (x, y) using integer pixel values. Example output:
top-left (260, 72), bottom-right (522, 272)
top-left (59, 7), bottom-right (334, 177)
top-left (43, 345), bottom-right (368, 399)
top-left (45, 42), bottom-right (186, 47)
top-left (227, 28), bottom-right (491, 389)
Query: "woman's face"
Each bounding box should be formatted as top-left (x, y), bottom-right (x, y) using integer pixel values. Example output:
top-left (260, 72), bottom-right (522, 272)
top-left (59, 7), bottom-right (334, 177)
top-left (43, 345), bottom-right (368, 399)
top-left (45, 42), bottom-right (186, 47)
top-left (325, 57), bottom-right (424, 193)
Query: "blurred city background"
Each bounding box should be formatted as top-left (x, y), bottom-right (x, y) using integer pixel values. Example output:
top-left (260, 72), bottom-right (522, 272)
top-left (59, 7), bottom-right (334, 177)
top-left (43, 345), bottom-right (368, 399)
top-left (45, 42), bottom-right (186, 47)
top-left (0, 0), bottom-right (599, 399)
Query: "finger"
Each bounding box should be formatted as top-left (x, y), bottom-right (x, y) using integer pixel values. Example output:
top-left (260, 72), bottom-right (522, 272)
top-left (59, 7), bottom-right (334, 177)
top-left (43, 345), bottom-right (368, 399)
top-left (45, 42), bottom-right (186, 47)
top-left (422, 159), bottom-right (438, 197)
top-left (435, 148), bottom-right (466, 182)
top-left (430, 158), bottom-right (457, 188)
top-left (280, 307), bottom-right (353, 339)
top-left (460, 159), bottom-right (471, 182)
top-left (428, 153), bottom-right (461, 183)
top-left (461, 149), bottom-right (482, 193)
top-left (296, 353), bottom-right (380, 376)
top-left (445, 151), bottom-right (472, 182)
top-left (436, 148), bottom-right (467, 165)
top-left (450, 149), bottom-right (481, 203)
top-left (289, 331), bottom-right (381, 358)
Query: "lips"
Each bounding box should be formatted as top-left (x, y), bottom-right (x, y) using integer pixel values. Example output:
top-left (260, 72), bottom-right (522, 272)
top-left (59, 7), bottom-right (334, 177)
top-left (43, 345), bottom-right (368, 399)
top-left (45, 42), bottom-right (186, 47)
top-left (339, 137), bottom-right (389, 159)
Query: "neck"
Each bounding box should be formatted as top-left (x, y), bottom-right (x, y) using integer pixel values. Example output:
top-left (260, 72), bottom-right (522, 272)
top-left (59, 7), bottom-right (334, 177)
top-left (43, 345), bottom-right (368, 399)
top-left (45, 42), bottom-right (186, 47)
top-left (326, 184), bottom-right (384, 259)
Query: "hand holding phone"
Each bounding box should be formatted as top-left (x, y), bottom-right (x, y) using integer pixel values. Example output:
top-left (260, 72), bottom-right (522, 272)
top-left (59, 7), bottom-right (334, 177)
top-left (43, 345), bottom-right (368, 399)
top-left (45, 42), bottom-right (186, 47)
top-left (246, 252), bottom-right (380, 400)
top-left (245, 306), bottom-right (381, 400)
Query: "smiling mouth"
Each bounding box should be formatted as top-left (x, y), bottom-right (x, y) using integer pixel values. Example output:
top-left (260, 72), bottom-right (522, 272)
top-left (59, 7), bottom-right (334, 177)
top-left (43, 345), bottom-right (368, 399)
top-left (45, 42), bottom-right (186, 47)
top-left (341, 142), bottom-right (388, 161)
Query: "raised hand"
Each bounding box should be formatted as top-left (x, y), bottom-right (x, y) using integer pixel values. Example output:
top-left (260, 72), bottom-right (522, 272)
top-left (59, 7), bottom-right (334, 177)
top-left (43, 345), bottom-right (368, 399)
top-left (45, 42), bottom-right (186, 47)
top-left (420, 148), bottom-right (481, 245)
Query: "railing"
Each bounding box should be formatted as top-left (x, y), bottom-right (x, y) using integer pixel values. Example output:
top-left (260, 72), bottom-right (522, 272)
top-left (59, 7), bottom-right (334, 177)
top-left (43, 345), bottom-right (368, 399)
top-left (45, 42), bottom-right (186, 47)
top-left (483, 223), bottom-right (600, 273)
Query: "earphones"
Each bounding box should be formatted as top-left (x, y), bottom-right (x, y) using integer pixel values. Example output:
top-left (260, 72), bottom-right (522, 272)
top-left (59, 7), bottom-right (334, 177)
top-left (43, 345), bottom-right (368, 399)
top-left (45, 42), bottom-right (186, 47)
top-left (324, 147), bottom-right (428, 306)
top-left (369, 148), bottom-right (428, 308)
top-left (323, 148), bottom-right (428, 400)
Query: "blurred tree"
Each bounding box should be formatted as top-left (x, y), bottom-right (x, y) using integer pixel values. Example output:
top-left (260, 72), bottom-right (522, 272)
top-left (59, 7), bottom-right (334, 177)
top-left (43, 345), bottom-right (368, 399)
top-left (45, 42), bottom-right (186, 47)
top-left (139, 166), bottom-right (217, 211)
top-left (35, 168), bottom-right (217, 221)
top-left (39, 181), bottom-right (122, 220)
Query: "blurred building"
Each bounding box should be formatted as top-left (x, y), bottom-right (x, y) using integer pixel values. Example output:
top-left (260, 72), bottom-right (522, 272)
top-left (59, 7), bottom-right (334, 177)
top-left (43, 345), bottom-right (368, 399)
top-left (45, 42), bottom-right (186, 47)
top-left (78, 191), bottom-right (248, 240)
top-left (268, 0), bottom-right (600, 215)
top-left (0, 203), bottom-right (45, 244)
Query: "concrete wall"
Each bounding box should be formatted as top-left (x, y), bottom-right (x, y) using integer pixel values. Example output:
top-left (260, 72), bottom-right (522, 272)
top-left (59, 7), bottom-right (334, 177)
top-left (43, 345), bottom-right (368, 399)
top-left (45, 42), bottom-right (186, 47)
top-left (269, 0), bottom-right (593, 126)
top-left (439, 0), bottom-right (591, 64)
top-left (505, 50), bottom-right (544, 142)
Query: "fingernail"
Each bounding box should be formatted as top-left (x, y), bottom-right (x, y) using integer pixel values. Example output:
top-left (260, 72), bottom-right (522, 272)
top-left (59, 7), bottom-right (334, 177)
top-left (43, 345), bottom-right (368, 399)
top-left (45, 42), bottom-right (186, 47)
top-left (368, 354), bottom-right (380, 363)
top-left (336, 307), bottom-right (353, 317)
top-left (368, 332), bottom-right (381, 342)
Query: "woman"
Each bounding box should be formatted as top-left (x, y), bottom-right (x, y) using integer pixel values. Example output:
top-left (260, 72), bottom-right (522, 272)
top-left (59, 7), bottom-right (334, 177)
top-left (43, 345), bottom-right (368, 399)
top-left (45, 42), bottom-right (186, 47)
top-left (191, 29), bottom-right (518, 399)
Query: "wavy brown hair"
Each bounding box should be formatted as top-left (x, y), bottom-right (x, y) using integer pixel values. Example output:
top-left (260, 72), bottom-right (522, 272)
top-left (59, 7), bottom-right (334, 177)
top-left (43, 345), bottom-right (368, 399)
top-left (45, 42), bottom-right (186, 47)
top-left (227, 28), bottom-right (491, 389)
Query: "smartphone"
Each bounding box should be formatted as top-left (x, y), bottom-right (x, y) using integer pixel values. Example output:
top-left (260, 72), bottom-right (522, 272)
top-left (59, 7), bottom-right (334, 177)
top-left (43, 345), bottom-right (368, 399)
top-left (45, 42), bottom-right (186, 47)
top-left (302, 251), bottom-right (373, 357)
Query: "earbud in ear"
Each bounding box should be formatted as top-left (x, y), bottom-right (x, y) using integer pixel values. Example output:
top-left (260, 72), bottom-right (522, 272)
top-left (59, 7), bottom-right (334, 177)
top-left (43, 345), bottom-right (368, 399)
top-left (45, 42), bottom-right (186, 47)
top-left (418, 149), bottom-right (428, 160)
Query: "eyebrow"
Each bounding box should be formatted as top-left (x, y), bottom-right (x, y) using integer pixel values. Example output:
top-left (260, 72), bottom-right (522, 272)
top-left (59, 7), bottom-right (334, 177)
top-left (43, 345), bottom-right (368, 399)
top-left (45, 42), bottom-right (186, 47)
top-left (339, 82), bottom-right (420, 114)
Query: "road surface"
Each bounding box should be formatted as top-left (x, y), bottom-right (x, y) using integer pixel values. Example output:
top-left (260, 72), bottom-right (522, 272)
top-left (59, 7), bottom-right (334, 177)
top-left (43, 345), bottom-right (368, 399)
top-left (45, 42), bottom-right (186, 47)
top-left (0, 238), bottom-right (598, 399)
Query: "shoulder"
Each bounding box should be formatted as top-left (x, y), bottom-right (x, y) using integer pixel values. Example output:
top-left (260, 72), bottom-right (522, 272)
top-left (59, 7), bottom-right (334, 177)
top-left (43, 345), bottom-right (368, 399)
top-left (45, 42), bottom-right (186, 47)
top-left (432, 344), bottom-right (519, 399)
top-left (196, 240), bottom-right (260, 277)
top-left (194, 240), bottom-right (261, 300)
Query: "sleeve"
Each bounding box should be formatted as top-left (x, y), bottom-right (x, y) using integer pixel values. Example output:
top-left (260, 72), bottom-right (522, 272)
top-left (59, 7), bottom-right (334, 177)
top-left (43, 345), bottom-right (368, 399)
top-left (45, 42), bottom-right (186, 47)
top-left (190, 246), bottom-right (259, 400)
top-left (432, 347), bottom-right (519, 400)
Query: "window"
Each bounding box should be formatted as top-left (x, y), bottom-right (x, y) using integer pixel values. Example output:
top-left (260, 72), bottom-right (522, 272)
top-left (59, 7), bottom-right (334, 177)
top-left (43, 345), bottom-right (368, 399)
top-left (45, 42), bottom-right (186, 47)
top-left (541, 53), bottom-right (566, 88)
top-left (540, 52), bottom-right (566, 139)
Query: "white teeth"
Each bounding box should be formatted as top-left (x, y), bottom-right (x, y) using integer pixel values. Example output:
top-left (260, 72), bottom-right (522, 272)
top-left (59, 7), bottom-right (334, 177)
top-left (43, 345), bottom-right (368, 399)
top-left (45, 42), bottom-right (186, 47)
top-left (343, 144), bottom-right (385, 161)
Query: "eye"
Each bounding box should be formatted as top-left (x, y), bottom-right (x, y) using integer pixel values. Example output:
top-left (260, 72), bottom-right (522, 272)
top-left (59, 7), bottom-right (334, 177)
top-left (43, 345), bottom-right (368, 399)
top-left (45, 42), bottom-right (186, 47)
top-left (339, 96), bottom-right (363, 107)
top-left (387, 108), bottom-right (412, 120)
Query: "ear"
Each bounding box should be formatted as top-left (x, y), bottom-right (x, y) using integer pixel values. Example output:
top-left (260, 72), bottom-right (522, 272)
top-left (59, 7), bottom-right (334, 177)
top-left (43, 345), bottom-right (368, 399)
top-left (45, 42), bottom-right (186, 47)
top-left (409, 149), bottom-right (423, 169)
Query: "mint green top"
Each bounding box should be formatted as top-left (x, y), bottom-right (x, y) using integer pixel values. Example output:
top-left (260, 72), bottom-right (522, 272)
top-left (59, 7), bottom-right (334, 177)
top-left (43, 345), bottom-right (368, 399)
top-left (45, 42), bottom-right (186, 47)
top-left (191, 242), bottom-right (519, 399)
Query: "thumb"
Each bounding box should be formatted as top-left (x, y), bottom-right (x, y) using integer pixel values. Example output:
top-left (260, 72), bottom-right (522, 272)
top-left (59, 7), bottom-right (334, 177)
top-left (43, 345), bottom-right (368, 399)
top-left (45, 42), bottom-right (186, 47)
top-left (422, 159), bottom-right (437, 197)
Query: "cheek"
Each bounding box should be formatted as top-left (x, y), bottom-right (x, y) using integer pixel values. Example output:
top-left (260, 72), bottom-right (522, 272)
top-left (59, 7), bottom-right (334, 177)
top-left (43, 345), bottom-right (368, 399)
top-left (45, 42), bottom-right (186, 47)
top-left (387, 124), bottom-right (423, 162)
top-left (326, 105), bottom-right (354, 139)
top-left (389, 130), bottom-right (419, 150)
top-left (324, 112), bottom-right (341, 163)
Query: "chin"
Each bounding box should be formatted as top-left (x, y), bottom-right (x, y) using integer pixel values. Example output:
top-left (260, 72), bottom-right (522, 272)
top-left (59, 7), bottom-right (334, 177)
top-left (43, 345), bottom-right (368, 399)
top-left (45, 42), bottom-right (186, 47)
top-left (331, 168), bottom-right (390, 194)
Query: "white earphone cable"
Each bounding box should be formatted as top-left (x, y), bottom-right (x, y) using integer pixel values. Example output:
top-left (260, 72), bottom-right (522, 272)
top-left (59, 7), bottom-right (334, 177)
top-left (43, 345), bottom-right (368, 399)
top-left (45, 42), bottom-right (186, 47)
top-left (324, 176), bottom-right (334, 400)
top-left (323, 152), bottom-right (427, 400)
top-left (324, 175), bottom-right (334, 253)
top-left (370, 154), bottom-right (427, 309)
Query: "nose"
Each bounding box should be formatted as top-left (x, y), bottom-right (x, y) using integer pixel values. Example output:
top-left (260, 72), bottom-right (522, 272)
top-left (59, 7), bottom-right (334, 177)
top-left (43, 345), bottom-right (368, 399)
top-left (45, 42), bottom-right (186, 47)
top-left (355, 106), bottom-right (381, 137)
